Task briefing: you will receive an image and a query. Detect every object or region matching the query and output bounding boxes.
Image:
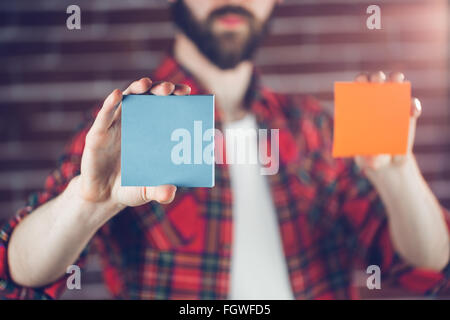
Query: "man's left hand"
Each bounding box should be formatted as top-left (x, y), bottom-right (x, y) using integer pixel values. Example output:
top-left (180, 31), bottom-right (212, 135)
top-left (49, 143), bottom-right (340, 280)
top-left (353, 71), bottom-right (422, 177)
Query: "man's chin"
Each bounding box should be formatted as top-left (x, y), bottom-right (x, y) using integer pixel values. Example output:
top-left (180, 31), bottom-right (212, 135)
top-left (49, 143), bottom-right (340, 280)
top-left (208, 53), bottom-right (245, 70)
top-left (218, 38), bottom-right (248, 55)
top-left (213, 27), bottom-right (250, 44)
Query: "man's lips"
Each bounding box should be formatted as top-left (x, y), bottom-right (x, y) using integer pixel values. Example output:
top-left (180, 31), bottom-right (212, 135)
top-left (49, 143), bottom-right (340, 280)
top-left (216, 13), bottom-right (247, 26)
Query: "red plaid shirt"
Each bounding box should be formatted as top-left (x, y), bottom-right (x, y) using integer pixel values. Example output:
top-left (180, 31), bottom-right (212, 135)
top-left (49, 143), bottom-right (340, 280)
top-left (1, 56), bottom-right (449, 300)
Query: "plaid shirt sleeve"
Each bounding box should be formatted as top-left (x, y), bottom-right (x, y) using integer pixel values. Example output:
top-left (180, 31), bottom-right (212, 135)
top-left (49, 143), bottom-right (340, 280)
top-left (335, 157), bottom-right (450, 296)
top-left (298, 97), bottom-right (450, 297)
top-left (0, 122), bottom-right (92, 300)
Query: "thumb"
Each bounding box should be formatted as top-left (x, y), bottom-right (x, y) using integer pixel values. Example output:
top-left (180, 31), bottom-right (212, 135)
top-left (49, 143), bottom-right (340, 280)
top-left (393, 97), bottom-right (421, 165)
top-left (142, 185), bottom-right (177, 204)
top-left (407, 97), bottom-right (421, 153)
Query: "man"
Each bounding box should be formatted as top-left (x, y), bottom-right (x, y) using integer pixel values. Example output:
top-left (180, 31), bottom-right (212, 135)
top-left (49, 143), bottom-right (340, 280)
top-left (1, 0), bottom-right (449, 299)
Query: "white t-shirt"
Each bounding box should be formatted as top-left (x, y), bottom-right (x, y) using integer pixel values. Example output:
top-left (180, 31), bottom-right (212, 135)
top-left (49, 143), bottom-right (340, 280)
top-left (225, 114), bottom-right (294, 300)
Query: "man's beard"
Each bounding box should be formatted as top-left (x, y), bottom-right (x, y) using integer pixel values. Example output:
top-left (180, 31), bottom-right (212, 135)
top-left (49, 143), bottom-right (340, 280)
top-left (171, 1), bottom-right (272, 70)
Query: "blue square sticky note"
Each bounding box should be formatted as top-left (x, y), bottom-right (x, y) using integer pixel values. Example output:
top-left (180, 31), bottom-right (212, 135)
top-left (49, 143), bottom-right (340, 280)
top-left (121, 95), bottom-right (215, 187)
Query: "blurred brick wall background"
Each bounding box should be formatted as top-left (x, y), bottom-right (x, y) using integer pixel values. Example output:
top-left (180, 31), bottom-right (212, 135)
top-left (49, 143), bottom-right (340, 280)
top-left (0, 0), bottom-right (448, 299)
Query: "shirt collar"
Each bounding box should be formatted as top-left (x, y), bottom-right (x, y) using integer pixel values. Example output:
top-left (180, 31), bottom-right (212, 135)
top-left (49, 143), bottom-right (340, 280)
top-left (152, 55), bottom-right (287, 129)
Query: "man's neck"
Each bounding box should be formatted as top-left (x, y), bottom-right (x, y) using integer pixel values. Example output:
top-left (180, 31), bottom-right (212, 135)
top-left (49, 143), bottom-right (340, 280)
top-left (174, 33), bottom-right (254, 122)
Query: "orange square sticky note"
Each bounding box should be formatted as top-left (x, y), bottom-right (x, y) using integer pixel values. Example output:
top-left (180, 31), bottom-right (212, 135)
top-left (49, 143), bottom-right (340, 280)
top-left (333, 82), bottom-right (411, 157)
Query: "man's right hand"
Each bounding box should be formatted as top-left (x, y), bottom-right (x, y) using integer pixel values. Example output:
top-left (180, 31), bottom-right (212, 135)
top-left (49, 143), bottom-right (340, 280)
top-left (6, 77), bottom-right (192, 288)
top-left (79, 77), bottom-right (191, 211)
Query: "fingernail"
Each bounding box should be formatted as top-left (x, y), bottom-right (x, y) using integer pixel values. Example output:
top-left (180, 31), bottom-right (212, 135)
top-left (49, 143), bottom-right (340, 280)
top-left (151, 82), bottom-right (174, 95)
top-left (370, 71), bottom-right (386, 83)
top-left (413, 98), bottom-right (422, 116)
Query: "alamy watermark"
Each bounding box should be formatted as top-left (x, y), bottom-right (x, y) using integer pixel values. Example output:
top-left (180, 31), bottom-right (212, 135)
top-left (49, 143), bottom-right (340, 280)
top-left (65, 4), bottom-right (380, 31)
top-left (367, 5), bottom-right (381, 30)
top-left (170, 121), bottom-right (280, 175)
top-left (66, 264), bottom-right (81, 290)
top-left (366, 265), bottom-right (381, 290)
top-left (66, 5), bottom-right (81, 30)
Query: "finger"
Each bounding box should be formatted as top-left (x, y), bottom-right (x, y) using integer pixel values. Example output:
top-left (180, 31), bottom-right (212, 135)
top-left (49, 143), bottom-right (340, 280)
top-left (355, 155), bottom-right (366, 169)
top-left (406, 117), bottom-right (417, 154)
top-left (108, 78), bottom-right (153, 128)
top-left (369, 71), bottom-right (387, 83)
top-left (406, 103), bottom-right (419, 153)
top-left (392, 155), bottom-right (408, 166)
top-left (372, 154), bottom-right (391, 169)
top-left (355, 154), bottom-right (390, 170)
top-left (354, 73), bottom-right (369, 83)
top-left (155, 185), bottom-right (177, 204)
top-left (411, 97), bottom-right (422, 118)
top-left (91, 89), bottom-right (122, 133)
top-left (388, 71), bottom-right (405, 83)
top-left (143, 185), bottom-right (177, 204)
top-left (173, 83), bottom-right (191, 96)
top-left (123, 77), bottom-right (153, 95)
top-left (393, 99), bottom-right (420, 161)
top-left (355, 155), bottom-right (377, 177)
top-left (150, 81), bottom-right (176, 96)
top-left (355, 155), bottom-right (376, 169)
top-left (112, 102), bottom-right (122, 125)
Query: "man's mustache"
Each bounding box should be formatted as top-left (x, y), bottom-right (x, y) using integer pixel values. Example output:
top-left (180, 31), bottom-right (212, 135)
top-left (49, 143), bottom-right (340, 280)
top-left (208, 5), bottom-right (254, 22)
